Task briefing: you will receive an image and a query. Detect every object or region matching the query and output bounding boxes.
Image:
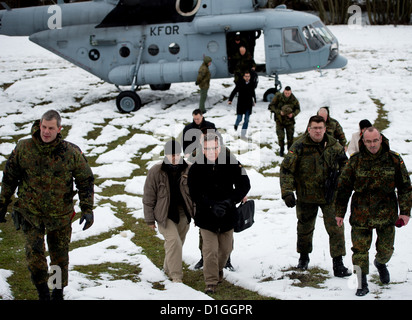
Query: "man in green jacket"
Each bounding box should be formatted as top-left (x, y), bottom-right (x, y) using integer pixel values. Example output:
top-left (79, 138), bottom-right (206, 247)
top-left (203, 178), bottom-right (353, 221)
top-left (280, 115), bottom-right (350, 277)
top-left (335, 127), bottom-right (412, 296)
top-left (268, 86), bottom-right (300, 156)
top-left (0, 110), bottom-right (94, 300)
top-left (196, 56), bottom-right (212, 113)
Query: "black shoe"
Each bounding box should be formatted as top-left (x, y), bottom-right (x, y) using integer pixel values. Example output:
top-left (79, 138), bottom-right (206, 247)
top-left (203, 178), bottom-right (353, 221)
top-left (355, 274), bottom-right (369, 296)
top-left (279, 147), bottom-right (284, 157)
top-left (35, 283), bottom-right (50, 301)
top-left (297, 253), bottom-right (309, 270)
top-left (224, 256), bottom-right (235, 271)
top-left (51, 288), bottom-right (64, 300)
top-left (374, 259), bottom-right (390, 284)
top-left (333, 256), bottom-right (352, 278)
top-left (234, 125), bottom-right (238, 131)
top-left (194, 257), bottom-right (203, 269)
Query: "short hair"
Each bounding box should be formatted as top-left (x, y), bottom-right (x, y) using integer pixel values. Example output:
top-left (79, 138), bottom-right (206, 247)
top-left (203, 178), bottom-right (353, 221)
top-left (192, 109), bottom-right (203, 116)
top-left (308, 115), bottom-right (326, 127)
top-left (201, 132), bottom-right (220, 148)
top-left (359, 119), bottom-right (372, 130)
top-left (284, 86), bottom-right (291, 91)
top-left (41, 109), bottom-right (62, 127)
top-left (362, 126), bottom-right (380, 137)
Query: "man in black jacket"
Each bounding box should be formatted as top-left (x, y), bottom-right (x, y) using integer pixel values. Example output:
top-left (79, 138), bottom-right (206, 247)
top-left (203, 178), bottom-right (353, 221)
top-left (188, 132), bottom-right (251, 294)
top-left (228, 71), bottom-right (256, 139)
top-left (182, 109), bottom-right (216, 159)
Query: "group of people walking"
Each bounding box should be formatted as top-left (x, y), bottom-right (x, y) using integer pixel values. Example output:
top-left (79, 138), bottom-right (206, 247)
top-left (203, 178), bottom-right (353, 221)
top-left (0, 81), bottom-right (411, 299)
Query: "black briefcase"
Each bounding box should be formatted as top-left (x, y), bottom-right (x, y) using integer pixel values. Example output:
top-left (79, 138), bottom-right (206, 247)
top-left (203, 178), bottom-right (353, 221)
top-left (234, 200), bottom-right (255, 233)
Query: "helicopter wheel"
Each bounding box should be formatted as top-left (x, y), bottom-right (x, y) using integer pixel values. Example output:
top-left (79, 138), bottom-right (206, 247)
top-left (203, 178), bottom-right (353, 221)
top-left (263, 88), bottom-right (278, 102)
top-left (116, 91), bottom-right (142, 113)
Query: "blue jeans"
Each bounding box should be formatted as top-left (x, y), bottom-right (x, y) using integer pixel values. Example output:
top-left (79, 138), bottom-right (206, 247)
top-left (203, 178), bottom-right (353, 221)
top-left (235, 110), bottom-right (251, 134)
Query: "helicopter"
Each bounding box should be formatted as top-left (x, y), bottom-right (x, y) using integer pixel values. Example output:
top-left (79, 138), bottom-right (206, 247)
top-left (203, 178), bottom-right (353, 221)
top-left (0, 0), bottom-right (347, 113)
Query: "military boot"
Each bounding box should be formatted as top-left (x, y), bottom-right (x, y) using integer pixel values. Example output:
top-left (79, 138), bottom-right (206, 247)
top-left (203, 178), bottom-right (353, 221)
top-left (355, 274), bottom-right (369, 297)
top-left (279, 146), bottom-right (285, 157)
top-left (35, 283), bottom-right (50, 301)
top-left (51, 288), bottom-right (64, 300)
top-left (194, 256), bottom-right (203, 270)
top-left (297, 253), bottom-right (309, 270)
top-left (332, 256), bottom-right (352, 277)
top-left (374, 259), bottom-right (390, 284)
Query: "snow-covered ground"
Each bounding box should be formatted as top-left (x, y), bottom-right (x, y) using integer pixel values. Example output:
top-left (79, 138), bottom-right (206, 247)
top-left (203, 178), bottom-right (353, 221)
top-left (1, 25), bottom-right (412, 300)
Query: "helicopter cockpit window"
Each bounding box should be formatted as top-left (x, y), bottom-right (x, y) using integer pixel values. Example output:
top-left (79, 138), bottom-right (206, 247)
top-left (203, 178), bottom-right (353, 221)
top-left (312, 21), bottom-right (335, 44)
top-left (148, 44), bottom-right (159, 56)
top-left (302, 25), bottom-right (324, 51)
top-left (169, 43), bottom-right (180, 55)
top-left (283, 28), bottom-right (306, 53)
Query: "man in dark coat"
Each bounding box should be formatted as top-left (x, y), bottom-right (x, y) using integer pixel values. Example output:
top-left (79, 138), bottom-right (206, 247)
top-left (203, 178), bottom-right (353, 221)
top-left (335, 127), bottom-right (412, 296)
top-left (188, 132), bottom-right (250, 294)
top-left (228, 71), bottom-right (256, 139)
top-left (182, 109), bottom-right (216, 159)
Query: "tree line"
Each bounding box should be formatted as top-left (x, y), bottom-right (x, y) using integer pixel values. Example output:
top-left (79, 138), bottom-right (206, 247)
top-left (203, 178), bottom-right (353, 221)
top-left (3, 0), bottom-right (411, 25)
top-left (268, 0), bottom-right (411, 25)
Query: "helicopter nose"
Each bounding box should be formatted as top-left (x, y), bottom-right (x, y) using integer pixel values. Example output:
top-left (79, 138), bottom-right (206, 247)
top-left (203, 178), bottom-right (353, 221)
top-left (324, 55), bottom-right (348, 69)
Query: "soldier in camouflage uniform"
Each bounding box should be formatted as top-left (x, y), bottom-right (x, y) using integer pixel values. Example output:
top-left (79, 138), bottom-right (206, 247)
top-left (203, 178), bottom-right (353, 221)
top-left (0, 110), bottom-right (94, 300)
top-left (196, 56), bottom-right (212, 113)
top-left (335, 127), bottom-right (411, 296)
top-left (280, 115), bottom-right (350, 277)
top-left (317, 107), bottom-right (347, 151)
top-left (268, 86), bottom-right (300, 156)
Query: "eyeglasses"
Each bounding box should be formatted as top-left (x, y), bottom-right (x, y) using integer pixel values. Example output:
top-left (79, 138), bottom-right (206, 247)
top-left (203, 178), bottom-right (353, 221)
top-left (203, 146), bottom-right (219, 151)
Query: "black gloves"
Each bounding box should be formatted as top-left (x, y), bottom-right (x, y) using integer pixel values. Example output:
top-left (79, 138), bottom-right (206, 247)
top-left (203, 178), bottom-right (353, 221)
top-left (80, 212), bottom-right (94, 230)
top-left (212, 199), bottom-right (233, 218)
top-left (283, 194), bottom-right (296, 208)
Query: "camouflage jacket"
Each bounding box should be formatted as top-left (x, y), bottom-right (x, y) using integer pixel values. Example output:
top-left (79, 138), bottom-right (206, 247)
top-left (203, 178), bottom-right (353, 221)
top-left (0, 120), bottom-right (94, 225)
top-left (268, 92), bottom-right (300, 125)
top-left (196, 57), bottom-right (212, 89)
top-left (280, 133), bottom-right (347, 204)
top-left (326, 117), bottom-right (347, 147)
top-left (335, 135), bottom-right (412, 228)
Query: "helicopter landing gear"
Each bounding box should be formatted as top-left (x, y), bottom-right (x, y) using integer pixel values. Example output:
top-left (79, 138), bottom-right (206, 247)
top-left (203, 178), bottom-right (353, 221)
top-left (263, 73), bottom-right (282, 102)
top-left (116, 90), bottom-right (142, 113)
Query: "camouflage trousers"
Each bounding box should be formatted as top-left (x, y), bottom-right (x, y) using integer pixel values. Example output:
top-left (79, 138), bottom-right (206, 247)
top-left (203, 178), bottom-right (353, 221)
top-left (22, 217), bottom-right (72, 288)
top-left (351, 225), bottom-right (395, 275)
top-left (276, 122), bottom-right (295, 150)
top-left (296, 202), bottom-right (346, 258)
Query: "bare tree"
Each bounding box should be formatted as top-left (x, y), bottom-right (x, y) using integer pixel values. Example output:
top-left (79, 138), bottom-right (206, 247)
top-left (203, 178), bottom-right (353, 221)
top-left (366, 0), bottom-right (411, 25)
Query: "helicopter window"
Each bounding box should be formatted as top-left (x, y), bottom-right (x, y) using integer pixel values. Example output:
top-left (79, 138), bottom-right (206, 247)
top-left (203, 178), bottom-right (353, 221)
top-left (176, 0), bottom-right (201, 16)
top-left (283, 28), bottom-right (306, 53)
top-left (312, 21), bottom-right (335, 44)
top-left (302, 25), bottom-right (324, 51)
top-left (169, 43), bottom-right (180, 55)
top-left (148, 44), bottom-right (159, 56)
top-left (119, 46), bottom-right (130, 58)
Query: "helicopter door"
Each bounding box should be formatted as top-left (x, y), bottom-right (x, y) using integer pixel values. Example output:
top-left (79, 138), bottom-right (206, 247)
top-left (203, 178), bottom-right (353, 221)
top-left (281, 27), bottom-right (310, 73)
top-left (264, 28), bottom-right (282, 75)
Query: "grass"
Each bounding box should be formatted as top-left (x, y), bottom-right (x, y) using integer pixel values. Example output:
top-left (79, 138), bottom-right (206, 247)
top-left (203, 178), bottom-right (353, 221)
top-left (0, 91), bottom-right (393, 300)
